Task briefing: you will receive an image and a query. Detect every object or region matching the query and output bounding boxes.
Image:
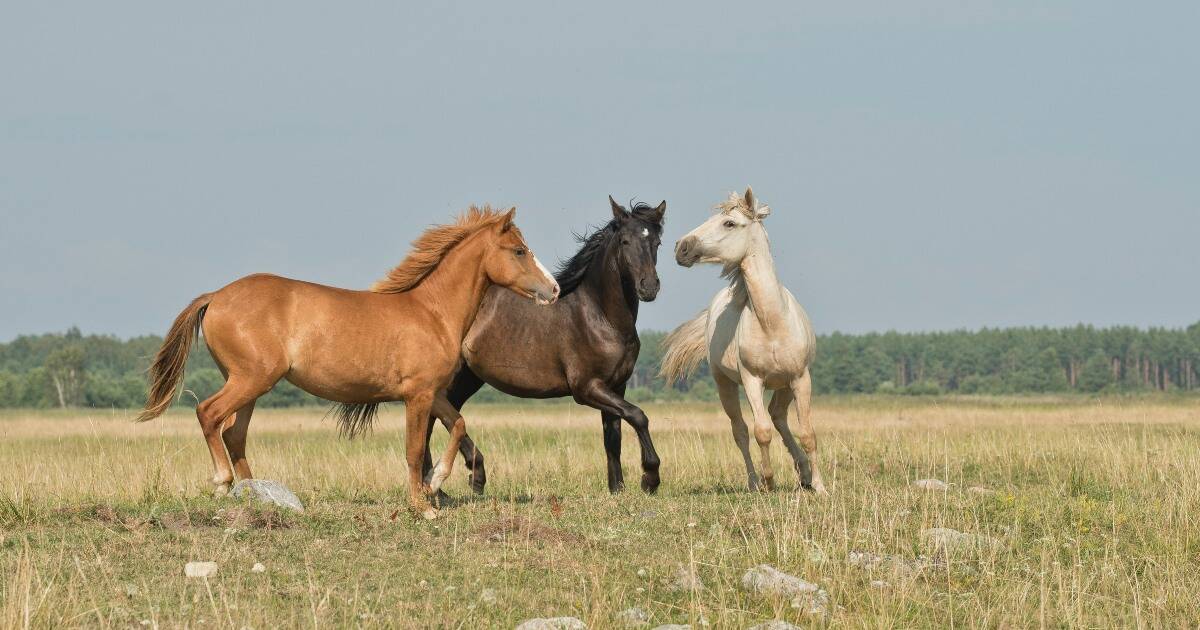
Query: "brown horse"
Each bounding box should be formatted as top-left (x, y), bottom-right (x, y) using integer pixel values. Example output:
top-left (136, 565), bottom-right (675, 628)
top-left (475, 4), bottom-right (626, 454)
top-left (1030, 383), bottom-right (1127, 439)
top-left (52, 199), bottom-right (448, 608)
top-left (136, 206), bottom-right (559, 518)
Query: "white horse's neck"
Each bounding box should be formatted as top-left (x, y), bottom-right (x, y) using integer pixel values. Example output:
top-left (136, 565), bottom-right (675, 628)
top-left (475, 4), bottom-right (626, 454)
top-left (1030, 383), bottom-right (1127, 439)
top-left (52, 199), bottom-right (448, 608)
top-left (730, 224), bottom-right (787, 330)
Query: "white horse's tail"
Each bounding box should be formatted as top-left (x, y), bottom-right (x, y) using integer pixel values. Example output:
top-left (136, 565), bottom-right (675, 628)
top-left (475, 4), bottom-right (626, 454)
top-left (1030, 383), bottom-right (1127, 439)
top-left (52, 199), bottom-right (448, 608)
top-left (660, 309), bottom-right (709, 384)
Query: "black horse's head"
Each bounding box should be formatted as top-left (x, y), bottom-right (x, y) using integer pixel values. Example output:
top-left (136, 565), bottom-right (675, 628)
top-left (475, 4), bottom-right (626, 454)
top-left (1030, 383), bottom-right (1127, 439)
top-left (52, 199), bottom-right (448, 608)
top-left (609, 196), bottom-right (666, 302)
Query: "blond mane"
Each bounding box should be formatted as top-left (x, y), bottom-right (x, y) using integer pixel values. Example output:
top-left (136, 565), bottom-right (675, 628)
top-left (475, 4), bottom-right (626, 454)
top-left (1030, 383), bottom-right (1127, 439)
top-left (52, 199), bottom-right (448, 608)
top-left (714, 191), bottom-right (769, 218)
top-left (371, 205), bottom-right (511, 294)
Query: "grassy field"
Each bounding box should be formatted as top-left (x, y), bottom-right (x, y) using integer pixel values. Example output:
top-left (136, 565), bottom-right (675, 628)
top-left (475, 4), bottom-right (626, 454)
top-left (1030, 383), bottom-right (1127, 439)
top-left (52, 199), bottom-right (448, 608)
top-left (1, 396), bottom-right (1198, 628)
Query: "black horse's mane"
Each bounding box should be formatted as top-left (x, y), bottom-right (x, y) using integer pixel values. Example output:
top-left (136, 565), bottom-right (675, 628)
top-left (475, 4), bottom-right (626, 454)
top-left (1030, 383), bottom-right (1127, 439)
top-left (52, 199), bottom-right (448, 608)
top-left (553, 202), bottom-right (660, 297)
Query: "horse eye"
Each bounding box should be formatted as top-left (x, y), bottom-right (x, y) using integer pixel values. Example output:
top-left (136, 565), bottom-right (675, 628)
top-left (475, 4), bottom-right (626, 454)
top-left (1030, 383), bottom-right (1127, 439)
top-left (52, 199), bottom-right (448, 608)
top-left (514, 248), bottom-right (526, 257)
top-left (723, 220), bottom-right (737, 228)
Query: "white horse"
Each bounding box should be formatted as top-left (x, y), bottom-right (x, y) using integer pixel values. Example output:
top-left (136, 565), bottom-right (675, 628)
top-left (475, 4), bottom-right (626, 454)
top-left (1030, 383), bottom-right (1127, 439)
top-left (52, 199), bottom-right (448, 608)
top-left (661, 187), bottom-right (825, 493)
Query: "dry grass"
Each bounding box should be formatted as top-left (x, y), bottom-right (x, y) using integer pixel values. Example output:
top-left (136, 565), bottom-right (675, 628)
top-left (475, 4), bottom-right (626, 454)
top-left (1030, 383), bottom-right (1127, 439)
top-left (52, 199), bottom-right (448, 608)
top-left (1, 397), bottom-right (1198, 628)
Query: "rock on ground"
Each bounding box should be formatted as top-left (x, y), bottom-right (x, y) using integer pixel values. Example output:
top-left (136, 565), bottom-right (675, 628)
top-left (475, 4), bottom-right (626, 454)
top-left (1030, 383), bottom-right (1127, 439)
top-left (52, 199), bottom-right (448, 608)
top-left (667, 563), bottom-right (704, 592)
top-left (741, 565), bottom-right (828, 615)
top-left (847, 550), bottom-right (926, 578)
top-left (480, 588), bottom-right (499, 605)
top-left (921, 527), bottom-right (997, 553)
top-left (230, 479), bottom-right (304, 512)
top-left (184, 561), bottom-right (218, 578)
top-left (250, 562), bottom-right (266, 573)
top-left (515, 617), bottom-right (587, 630)
top-left (748, 622), bottom-right (803, 630)
top-left (912, 479), bottom-right (950, 491)
top-left (615, 607), bottom-right (650, 627)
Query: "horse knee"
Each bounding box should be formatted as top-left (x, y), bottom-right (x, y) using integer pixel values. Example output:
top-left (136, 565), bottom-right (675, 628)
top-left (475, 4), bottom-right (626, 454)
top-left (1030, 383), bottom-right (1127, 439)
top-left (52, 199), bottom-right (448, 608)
top-left (753, 424), bottom-right (773, 446)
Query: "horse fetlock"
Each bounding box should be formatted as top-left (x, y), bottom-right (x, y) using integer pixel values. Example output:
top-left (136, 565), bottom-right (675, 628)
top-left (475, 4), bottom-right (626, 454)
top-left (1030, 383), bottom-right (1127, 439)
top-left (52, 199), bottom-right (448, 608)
top-left (425, 462), bottom-right (449, 494)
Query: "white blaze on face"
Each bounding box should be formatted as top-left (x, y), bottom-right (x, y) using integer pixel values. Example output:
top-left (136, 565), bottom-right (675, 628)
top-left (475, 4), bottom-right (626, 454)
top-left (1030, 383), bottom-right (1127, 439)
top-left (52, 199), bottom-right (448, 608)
top-left (642, 227), bottom-right (650, 237)
top-left (531, 253), bottom-right (558, 304)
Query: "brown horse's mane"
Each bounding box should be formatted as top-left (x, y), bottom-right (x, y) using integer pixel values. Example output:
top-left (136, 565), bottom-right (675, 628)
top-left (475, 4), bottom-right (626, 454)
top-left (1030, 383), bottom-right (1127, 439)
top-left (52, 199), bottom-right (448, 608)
top-left (370, 205), bottom-right (510, 294)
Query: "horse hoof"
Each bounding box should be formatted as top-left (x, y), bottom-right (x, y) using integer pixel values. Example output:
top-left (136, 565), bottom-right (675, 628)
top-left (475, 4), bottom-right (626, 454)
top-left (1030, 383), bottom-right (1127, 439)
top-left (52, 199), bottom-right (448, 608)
top-left (213, 482), bottom-right (231, 497)
top-left (640, 474), bottom-right (660, 495)
top-left (422, 508), bottom-right (439, 520)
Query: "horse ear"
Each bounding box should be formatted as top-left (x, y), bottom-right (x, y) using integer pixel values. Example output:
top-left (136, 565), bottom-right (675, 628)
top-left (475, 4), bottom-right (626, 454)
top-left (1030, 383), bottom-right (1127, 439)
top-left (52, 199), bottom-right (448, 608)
top-left (609, 195), bottom-right (630, 222)
top-left (650, 200), bottom-right (667, 224)
top-left (500, 207), bottom-right (517, 232)
top-left (744, 187), bottom-right (770, 220)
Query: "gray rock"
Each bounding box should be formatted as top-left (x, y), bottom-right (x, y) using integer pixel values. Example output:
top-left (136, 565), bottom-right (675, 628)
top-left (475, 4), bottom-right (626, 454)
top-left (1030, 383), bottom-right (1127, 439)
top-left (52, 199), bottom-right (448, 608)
top-left (847, 550), bottom-right (922, 578)
top-left (667, 563), bottom-right (704, 593)
top-left (230, 479), bottom-right (304, 512)
top-left (870, 580), bottom-right (888, 589)
top-left (912, 479), bottom-right (950, 491)
top-left (480, 588), bottom-right (499, 605)
top-left (921, 527), bottom-right (997, 553)
top-left (515, 618), bottom-right (586, 630)
top-left (748, 622), bottom-right (803, 630)
top-left (741, 564), bottom-right (820, 598)
top-left (184, 561), bottom-right (218, 578)
top-left (615, 607), bottom-right (650, 627)
top-left (250, 562), bottom-right (266, 574)
top-left (741, 565), bottom-right (828, 615)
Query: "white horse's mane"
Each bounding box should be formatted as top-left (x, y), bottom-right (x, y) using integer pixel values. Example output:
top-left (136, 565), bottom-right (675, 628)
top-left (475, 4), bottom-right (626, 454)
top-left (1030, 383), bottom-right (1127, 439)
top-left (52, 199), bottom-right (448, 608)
top-left (714, 191), bottom-right (769, 219)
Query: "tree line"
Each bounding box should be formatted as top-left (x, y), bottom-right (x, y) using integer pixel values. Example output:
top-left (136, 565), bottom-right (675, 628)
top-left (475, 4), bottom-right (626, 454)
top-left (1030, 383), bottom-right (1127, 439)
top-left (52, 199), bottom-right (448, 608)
top-left (1, 322), bottom-right (1198, 409)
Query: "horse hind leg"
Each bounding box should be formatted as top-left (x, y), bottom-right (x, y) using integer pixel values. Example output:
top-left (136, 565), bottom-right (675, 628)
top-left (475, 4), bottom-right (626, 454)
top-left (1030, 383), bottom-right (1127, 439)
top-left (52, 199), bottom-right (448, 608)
top-left (196, 377), bottom-right (269, 495)
top-left (425, 394), bottom-right (468, 498)
top-left (791, 371), bottom-right (826, 495)
top-left (222, 401), bottom-right (256, 481)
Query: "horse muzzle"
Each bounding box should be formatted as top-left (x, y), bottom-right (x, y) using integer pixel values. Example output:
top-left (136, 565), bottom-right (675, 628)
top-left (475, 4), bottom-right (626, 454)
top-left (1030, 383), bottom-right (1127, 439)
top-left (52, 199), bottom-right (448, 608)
top-left (674, 237), bottom-right (701, 268)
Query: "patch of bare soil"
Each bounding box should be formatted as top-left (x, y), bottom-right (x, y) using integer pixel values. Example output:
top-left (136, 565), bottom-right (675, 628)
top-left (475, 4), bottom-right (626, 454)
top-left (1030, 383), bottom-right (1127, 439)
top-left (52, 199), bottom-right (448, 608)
top-left (471, 516), bottom-right (582, 546)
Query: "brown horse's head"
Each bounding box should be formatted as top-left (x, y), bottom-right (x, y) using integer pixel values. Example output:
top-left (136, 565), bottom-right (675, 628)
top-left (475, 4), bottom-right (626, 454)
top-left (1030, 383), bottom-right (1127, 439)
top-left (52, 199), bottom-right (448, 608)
top-left (484, 208), bottom-right (560, 305)
top-left (609, 196), bottom-right (666, 302)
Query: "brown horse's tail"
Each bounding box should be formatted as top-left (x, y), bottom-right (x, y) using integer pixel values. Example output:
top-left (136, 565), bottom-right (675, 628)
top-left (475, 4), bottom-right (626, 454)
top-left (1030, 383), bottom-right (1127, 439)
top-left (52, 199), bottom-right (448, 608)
top-left (660, 309), bottom-right (710, 385)
top-left (135, 293), bottom-right (212, 423)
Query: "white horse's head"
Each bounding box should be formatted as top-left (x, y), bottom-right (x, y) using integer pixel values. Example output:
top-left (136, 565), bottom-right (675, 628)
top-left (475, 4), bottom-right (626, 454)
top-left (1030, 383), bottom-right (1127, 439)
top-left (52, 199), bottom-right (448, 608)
top-left (674, 187), bottom-right (771, 268)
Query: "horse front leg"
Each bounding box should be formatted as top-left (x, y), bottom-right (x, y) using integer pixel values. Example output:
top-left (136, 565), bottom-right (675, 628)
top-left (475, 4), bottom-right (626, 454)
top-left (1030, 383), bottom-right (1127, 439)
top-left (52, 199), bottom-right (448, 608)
top-left (600, 411), bottom-right (624, 492)
top-left (404, 391), bottom-right (438, 519)
top-left (577, 380), bottom-right (661, 494)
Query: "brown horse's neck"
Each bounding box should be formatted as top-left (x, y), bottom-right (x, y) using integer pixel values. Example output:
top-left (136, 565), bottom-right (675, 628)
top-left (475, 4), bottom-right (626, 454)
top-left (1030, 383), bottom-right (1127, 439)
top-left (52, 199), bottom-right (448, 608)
top-left (582, 237), bottom-right (638, 335)
top-left (402, 231), bottom-right (493, 343)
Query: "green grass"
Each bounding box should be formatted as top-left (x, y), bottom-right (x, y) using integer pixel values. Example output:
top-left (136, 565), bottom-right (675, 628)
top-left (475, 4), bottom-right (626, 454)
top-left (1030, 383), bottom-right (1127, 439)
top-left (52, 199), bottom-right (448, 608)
top-left (1, 398), bottom-right (1198, 628)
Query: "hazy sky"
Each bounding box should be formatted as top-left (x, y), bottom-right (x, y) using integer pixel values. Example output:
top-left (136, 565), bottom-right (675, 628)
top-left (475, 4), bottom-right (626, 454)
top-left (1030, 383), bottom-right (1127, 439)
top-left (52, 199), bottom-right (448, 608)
top-left (2, 2), bottom-right (1197, 341)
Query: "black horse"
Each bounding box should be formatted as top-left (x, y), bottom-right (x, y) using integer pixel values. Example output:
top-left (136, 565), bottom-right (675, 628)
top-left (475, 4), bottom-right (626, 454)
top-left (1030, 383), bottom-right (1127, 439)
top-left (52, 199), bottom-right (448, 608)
top-left (424, 197), bottom-right (666, 494)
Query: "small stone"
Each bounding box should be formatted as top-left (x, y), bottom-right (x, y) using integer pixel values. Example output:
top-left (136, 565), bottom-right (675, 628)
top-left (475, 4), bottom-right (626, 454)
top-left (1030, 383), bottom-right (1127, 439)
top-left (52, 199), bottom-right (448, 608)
top-left (480, 588), bottom-right (498, 604)
top-left (651, 625), bottom-right (690, 630)
top-left (921, 527), bottom-right (997, 553)
top-left (870, 580), bottom-right (888, 589)
top-left (638, 510), bottom-right (657, 519)
top-left (250, 562), bottom-right (266, 573)
top-left (615, 607), bottom-right (650, 627)
top-left (748, 622), bottom-right (802, 630)
top-left (230, 479), bottom-right (304, 512)
top-left (667, 563), bottom-right (704, 592)
top-left (741, 564), bottom-right (828, 616)
top-left (636, 568), bottom-right (648, 577)
top-left (912, 479), bottom-right (950, 491)
top-left (515, 617), bottom-right (587, 630)
top-left (184, 561), bottom-right (218, 578)
top-left (741, 564), bottom-right (820, 598)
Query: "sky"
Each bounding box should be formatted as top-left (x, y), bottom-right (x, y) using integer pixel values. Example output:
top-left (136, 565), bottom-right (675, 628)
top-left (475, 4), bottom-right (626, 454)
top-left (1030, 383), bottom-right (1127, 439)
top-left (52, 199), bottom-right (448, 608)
top-left (1, 2), bottom-right (1197, 341)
